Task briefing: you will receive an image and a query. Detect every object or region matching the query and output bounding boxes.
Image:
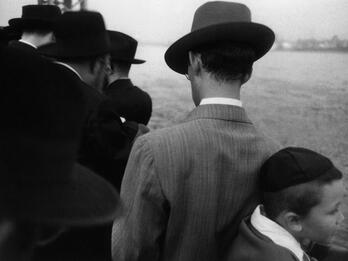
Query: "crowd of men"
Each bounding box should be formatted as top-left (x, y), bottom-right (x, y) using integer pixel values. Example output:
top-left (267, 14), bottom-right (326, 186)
top-left (0, 1), bottom-right (347, 261)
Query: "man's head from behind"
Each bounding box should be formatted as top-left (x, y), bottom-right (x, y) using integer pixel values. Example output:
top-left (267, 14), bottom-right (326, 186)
top-left (39, 11), bottom-right (111, 91)
top-left (107, 30), bottom-right (145, 84)
top-left (187, 42), bottom-right (255, 104)
top-left (261, 147), bottom-right (346, 246)
top-left (164, 1), bottom-right (274, 105)
top-left (8, 5), bottom-right (61, 47)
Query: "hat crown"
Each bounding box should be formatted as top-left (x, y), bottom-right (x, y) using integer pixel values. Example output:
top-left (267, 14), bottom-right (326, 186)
top-left (21, 5), bottom-right (61, 20)
top-left (50, 11), bottom-right (110, 58)
top-left (109, 31), bottom-right (137, 62)
top-left (56, 11), bottom-right (106, 38)
top-left (191, 1), bottom-right (251, 31)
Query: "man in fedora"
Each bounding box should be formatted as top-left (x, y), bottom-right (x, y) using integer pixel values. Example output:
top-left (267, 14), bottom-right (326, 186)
top-left (112, 2), bottom-right (279, 261)
top-left (39, 11), bottom-right (110, 104)
top-left (105, 30), bottom-right (152, 125)
top-left (0, 45), bottom-right (122, 260)
top-left (35, 11), bottom-right (145, 261)
top-left (8, 4), bottom-right (61, 52)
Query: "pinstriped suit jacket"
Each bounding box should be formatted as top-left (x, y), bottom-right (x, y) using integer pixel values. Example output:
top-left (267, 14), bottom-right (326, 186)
top-left (112, 104), bottom-right (279, 261)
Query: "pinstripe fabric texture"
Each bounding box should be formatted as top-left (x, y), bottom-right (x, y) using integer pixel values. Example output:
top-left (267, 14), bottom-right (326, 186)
top-left (112, 104), bottom-right (279, 261)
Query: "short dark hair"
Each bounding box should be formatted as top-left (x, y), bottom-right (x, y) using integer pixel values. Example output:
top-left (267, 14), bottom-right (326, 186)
top-left (22, 28), bottom-right (52, 35)
top-left (191, 41), bottom-right (256, 82)
top-left (262, 168), bottom-right (343, 220)
top-left (110, 60), bottom-right (131, 74)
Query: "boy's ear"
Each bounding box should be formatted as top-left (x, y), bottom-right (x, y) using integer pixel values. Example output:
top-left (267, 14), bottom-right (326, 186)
top-left (282, 211), bottom-right (302, 232)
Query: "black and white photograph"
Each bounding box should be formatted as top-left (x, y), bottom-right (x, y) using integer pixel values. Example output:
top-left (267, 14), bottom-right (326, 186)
top-left (0, 0), bottom-right (347, 260)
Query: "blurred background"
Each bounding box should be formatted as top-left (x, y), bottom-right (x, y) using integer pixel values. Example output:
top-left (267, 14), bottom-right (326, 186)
top-left (1, 0), bottom-right (348, 248)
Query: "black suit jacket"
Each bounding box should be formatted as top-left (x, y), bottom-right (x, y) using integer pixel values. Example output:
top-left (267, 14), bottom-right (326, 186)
top-left (104, 79), bottom-right (152, 125)
top-left (32, 65), bottom-right (138, 261)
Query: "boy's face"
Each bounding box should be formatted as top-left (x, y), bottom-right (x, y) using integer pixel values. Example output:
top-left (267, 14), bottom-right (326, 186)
top-left (299, 179), bottom-right (346, 245)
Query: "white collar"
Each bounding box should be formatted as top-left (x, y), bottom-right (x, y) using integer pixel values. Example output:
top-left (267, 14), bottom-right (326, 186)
top-left (18, 39), bottom-right (37, 49)
top-left (251, 205), bottom-right (305, 261)
top-left (54, 61), bottom-right (83, 80)
top-left (199, 97), bottom-right (242, 107)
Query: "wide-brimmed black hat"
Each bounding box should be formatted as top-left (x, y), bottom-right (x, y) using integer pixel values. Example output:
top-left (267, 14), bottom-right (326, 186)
top-left (8, 5), bottom-right (61, 31)
top-left (108, 30), bottom-right (145, 64)
top-left (165, 1), bottom-right (275, 74)
top-left (39, 11), bottom-right (110, 59)
top-left (0, 46), bottom-right (122, 226)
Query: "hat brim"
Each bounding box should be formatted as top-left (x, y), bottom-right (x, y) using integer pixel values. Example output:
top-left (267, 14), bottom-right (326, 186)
top-left (165, 22), bottom-right (275, 74)
top-left (112, 57), bottom-right (146, 64)
top-left (38, 42), bottom-right (110, 59)
top-left (1, 163), bottom-right (123, 226)
top-left (8, 18), bottom-right (54, 31)
top-left (132, 58), bottom-right (146, 64)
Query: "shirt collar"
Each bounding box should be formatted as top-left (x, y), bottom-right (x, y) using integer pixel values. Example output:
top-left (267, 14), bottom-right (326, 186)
top-left (251, 205), bottom-right (305, 261)
top-left (54, 62), bottom-right (83, 80)
top-left (199, 97), bottom-right (242, 107)
top-left (19, 39), bottom-right (37, 49)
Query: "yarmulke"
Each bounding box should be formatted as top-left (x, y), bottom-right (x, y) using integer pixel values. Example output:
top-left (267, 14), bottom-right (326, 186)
top-left (260, 147), bottom-right (342, 192)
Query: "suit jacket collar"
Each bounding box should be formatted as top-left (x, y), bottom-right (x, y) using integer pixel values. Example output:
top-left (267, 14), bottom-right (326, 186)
top-left (112, 78), bottom-right (132, 86)
top-left (107, 78), bottom-right (134, 90)
top-left (185, 104), bottom-right (252, 124)
top-left (8, 40), bottom-right (37, 52)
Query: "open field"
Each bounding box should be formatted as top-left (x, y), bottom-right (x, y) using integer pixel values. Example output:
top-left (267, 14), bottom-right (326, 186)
top-left (131, 45), bottom-right (348, 248)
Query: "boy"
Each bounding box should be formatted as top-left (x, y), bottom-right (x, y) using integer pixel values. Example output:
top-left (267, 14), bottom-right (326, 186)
top-left (229, 147), bottom-right (346, 261)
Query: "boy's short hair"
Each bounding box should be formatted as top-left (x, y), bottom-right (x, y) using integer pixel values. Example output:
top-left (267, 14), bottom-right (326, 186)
top-left (260, 147), bottom-right (343, 220)
top-left (191, 41), bottom-right (255, 82)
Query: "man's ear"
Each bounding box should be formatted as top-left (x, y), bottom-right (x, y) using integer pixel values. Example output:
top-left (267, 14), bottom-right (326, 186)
top-left (241, 69), bottom-right (252, 84)
top-left (188, 51), bottom-right (202, 75)
top-left (283, 211), bottom-right (302, 232)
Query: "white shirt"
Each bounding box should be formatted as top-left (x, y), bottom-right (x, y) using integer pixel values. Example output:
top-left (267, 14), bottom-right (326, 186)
top-left (251, 205), bottom-right (305, 261)
top-left (19, 39), bottom-right (37, 49)
top-left (54, 61), bottom-right (83, 80)
top-left (199, 97), bottom-right (242, 107)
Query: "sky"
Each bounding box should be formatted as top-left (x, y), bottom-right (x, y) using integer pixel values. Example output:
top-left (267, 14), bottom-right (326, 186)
top-left (1, 0), bottom-right (348, 44)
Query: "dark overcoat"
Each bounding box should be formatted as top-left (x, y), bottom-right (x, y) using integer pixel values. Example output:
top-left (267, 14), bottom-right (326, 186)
top-left (105, 79), bottom-right (152, 125)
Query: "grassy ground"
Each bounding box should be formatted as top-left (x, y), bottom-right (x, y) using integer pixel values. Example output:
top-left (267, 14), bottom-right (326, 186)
top-left (132, 48), bottom-right (348, 248)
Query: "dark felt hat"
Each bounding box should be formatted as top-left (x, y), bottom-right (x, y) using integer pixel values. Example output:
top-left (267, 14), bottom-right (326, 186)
top-left (108, 30), bottom-right (145, 64)
top-left (165, 1), bottom-right (275, 74)
top-left (0, 46), bottom-right (122, 225)
top-left (260, 147), bottom-right (342, 192)
top-left (8, 5), bottom-right (61, 31)
top-left (39, 11), bottom-right (110, 59)
top-left (0, 27), bottom-right (9, 46)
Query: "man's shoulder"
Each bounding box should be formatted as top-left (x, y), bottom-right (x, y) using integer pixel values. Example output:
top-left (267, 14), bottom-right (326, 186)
top-left (8, 40), bottom-right (37, 53)
top-left (107, 80), bottom-right (150, 97)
